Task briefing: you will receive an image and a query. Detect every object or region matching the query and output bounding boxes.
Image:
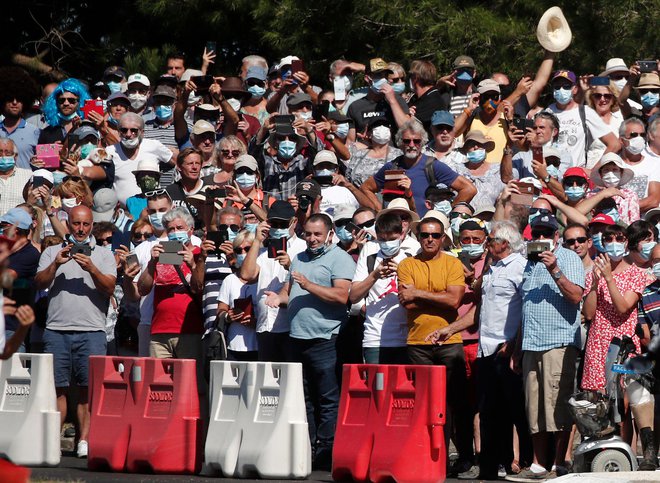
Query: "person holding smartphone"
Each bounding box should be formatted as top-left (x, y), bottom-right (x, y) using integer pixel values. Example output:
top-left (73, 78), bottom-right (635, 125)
top-left (584, 77), bottom-right (624, 168)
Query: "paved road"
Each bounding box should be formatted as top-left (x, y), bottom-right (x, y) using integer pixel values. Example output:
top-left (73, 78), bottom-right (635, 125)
top-left (27, 456), bottom-right (472, 482)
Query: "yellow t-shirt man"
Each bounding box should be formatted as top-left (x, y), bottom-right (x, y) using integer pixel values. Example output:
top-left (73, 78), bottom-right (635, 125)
top-left (397, 253), bottom-right (466, 345)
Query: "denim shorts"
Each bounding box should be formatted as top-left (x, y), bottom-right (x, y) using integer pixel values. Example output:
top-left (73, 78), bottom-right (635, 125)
top-left (43, 329), bottom-right (107, 387)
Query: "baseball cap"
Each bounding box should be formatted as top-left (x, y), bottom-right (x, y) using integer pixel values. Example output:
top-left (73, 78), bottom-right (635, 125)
top-left (267, 200), bottom-right (295, 221)
top-left (246, 66), bottom-right (267, 82)
top-left (453, 55), bottom-right (475, 69)
top-left (0, 208), bottom-right (32, 230)
top-left (333, 204), bottom-right (356, 223)
top-left (127, 74), bottom-right (150, 87)
top-left (296, 179), bottom-right (321, 199)
top-left (152, 85), bottom-right (176, 99)
top-left (551, 70), bottom-right (577, 85)
top-left (286, 93), bottom-right (312, 108)
top-left (103, 66), bottom-right (127, 80)
top-left (191, 120), bottom-right (216, 136)
top-left (530, 214), bottom-right (559, 231)
top-left (277, 55), bottom-right (299, 69)
top-left (106, 92), bottom-right (130, 107)
top-left (92, 188), bottom-right (118, 223)
top-left (179, 69), bottom-right (204, 83)
top-left (589, 213), bottom-right (615, 226)
top-left (367, 58), bottom-right (392, 75)
top-left (431, 110), bottom-right (455, 127)
top-left (32, 169), bottom-right (54, 186)
top-left (562, 167), bottom-right (589, 181)
top-left (313, 150), bottom-right (338, 166)
top-left (235, 154), bottom-right (259, 172)
top-left (73, 125), bottom-right (100, 141)
top-left (477, 79), bottom-right (500, 95)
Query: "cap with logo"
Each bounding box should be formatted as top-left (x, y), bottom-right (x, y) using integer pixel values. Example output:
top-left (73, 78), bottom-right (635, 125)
top-left (453, 55), bottom-right (475, 69)
top-left (551, 70), bottom-right (577, 85)
top-left (477, 79), bottom-right (501, 95)
top-left (127, 74), bottom-right (150, 87)
top-left (589, 213), bottom-right (615, 226)
top-left (530, 214), bottom-right (559, 231)
top-left (296, 179), bottom-right (322, 199)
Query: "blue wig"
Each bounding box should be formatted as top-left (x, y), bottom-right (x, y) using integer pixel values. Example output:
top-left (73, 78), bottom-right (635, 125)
top-left (42, 78), bottom-right (90, 127)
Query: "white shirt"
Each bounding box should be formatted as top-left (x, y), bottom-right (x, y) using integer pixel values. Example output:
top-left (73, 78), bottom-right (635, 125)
top-left (108, 139), bottom-right (173, 205)
top-left (586, 111), bottom-right (623, 169)
top-left (218, 274), bottom-right (258, 352)
top-left (254, 236), bottom-right (307, 333)
top-left (319, 186), bottom-right (359, 216)
top-left (625, 149), bottom-right (660, 200)
top-left (545, 104), bottom-right (611, 168)
top-left (0, 292), bottom-right (5, 354)
top-left (478, 252), bottom-right (526, 357)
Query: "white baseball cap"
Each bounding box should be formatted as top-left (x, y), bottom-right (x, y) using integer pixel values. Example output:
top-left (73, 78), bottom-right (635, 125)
top-left (127, 73), bottom-right (150, 87)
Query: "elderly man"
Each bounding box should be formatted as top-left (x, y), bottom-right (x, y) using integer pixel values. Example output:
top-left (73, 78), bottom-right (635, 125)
top-left (619, 118), bottom-right (660, 213)
top-left (35, 205), bottom-right (116, 458)
top-left (506, 214), bottom-right (585, 481)
top-left (361, 118), bottom-right (476, 216)
top-left (0, 139), bottom-right (32, 214)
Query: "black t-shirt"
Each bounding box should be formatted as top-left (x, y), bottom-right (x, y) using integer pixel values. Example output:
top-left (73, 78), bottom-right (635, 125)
top-left (5, 242), bottom-right (41, 331)
top-left (408, 87), bottom-right (449, 134)
top-left (347, 95), bottom-right (410, 133)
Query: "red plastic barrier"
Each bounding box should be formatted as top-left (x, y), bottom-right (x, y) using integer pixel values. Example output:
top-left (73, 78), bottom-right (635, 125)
top-left (0, 458), bottom-right (31, 483)
top-left (88, 356), bottom-right (202, 474)
top-left (332, 364), bottom-right (446, 483)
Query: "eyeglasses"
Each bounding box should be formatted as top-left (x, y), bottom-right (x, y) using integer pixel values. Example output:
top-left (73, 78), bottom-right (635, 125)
top-left (419, 232), bottom-right (443, 239)
top-left (529, 208), bottom-right (552, 216)
top-left (602, 234), bottom-right (626, 243)
top-left (57, 96), bottom-right (79, 105)
top-left (221, 149), bottom-right (241, 158)
top-left (133, 232), bottom-right (153, 240)
top-left (119, 127), bottom-right (140, 135)
top-left (233, 246), bottom-right (252, 254)
top-left (564, 236), bottom-right (588, 246)
top-left (401, 138), bottom-right (422, 145)
top-left (219, 224), bottom-right (240, 233)
top-left (531, 229), bottom-right (555, 239)
top-left (97, 236), bottom-right (113, 244)
top-left (591, 93), bottom-right (614, 101)
top-left (460, 236), bottom-right (485, 244)
top-left (486, 236), bottom-right (503, 244)
top-left (144, 189), bottom-right (168, 198)
top-left (625, 132), bottom-right (645, 139)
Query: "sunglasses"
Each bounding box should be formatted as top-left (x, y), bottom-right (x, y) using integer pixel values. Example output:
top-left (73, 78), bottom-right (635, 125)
top-left (58, 96), bottom-right (79, 105)
top-left (591, 93), bottom-right (613, 101)
top-left (531, 229), bottom-right (555, 239)
top-left (563, 177), bottom-right (587, 186)
top-left (419, 232), bottom-right (443, 239)
top-left (450, 212), bottom-right (471, 220)
top-left (335, 219), bottom-right (351, 228)
top-left (486, 236), bottom-right (503, 244)
top-left (133, 232), bottom-right (154, 240)
top-left (564, 236), bottom-right (588, 246)
top-left (460, 236), bottom-right (485, 244)
top-left (221, 149), bottom-right (241, 158)
top-left (357, 220), bottom-right (375, 229)
top-left (219, 224), bottom-right (240, 233)
top-left (529, 208), bottom-right (552, 216)
top-left (402, 138), bottom-right (422, 145)
top-left (602, 234), bottom-right (626, 243)
top-left (389, 77), bottom-right (404, 83)
top-left (609, 74), bottom-right (628, 80)
top-left (233, 246), bottom-right (252, 254)
top-left (625, 132), bottom-right (645, 139)
top-left (119, 127), bottom-right (140, 135)
top-left (246, 79), bottom-right (265, 87)
top-left (144, 189), bottom-right (168, 198)
top-left (97, 236), bottom-right (113, 244)
top-left (553, 85), bottom-right (573, 91)
top-left (269, 220), bottom-right (289, 229)
top-left (235, 168), bottom-right (255, 175)
top-left (639, 89), bottom-right (659, 96)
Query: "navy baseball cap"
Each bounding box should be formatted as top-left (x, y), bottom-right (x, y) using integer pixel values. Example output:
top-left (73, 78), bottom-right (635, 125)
top-left (431, 110), bottom-right (454, 127)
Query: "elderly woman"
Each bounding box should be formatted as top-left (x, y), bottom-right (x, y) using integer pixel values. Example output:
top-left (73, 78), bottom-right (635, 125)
top-left (203, 135), bottom-right (246, 187)
top-left (585, 81), bottom-right (623, 169)
top-left (38, 78), bottom-right (90, 144)
top-left (345, 119), bottom-right (402, 187)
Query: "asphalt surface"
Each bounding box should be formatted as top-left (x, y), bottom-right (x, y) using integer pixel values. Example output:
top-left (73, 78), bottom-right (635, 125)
top-left (26, 456), bottom-right (471, 482)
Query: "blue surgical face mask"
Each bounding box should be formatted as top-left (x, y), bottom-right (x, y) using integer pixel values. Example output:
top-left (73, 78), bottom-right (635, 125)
top-left (80, 143), bottom-right (95, 159)
top-left (370, 78), bottom-right (387, 93)
top-left (245, 223), bottom-right (258, 234)
top-left (58, 111), bottom-right (78, 121)
top-left (466, 149), bottom-right (486, 164)
top-left (315, 169), bottom-right (335, 177)
top-left (335, 226), bottom-right (353, 243)
top-left (0, 156), bottom-right (15, 171)
top-left (456, 71), bottom-right (473, 82)
top-left (155, 104), bottom-right (173, 120)
top-left (603, 208), bottom-right (620, 223)
top-left (392, 82), bottom-right (406, 94)
top-left (553, 87), bottom-right (574, 105)
top-left (546, 165), bottom-right (560, 179)
top-left (278, 140), bottom-right (297, 159)
top-left (641, 92), bottom-right (660, 109)
top-left (167, 230), bottom-right (190, 244)
top-left (247, 84), bottom-right (266, 98)
top-left (107, 81), bottom-right (122, 94)
top-left (450, 217), bottom-right (463, 236)
top-left (235, 173), bottom-right (256, 189)
top-left (433, 200), bottom-right (452, 216)
top-left (565, 186), bottom-right (586, 201)
top-left (379, 238), bottom-right (401, 257)
top-left (591, 232), bottom-right (605, 253)
top-left (149, 212), bottom-right (165, 231)
top-left (52, 171), bottom-right (67, 186)
top-left (640, 241), bottom-right (656, 261)
top-left (68, 234), bottom-right (91, 245)
top-left (335, 123), bottom-right (350, 139)
top-left (227, 227), bottom-right (239, 242)
top-left (462, 243), bottom-right (485, 259)
top-left (653, 262), bottom-right (660, 279)
top-left (604, 241), bottom-right (626, 261)
top-left (307, 231), bottom-right (331, 257)
top-left (235, 253), bottom-right (247, 268)
top-left (269, 227), bottom-right (289, 239)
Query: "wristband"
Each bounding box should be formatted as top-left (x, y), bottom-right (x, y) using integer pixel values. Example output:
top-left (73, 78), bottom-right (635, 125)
top-left (403, 189), bottom-right (413, 199)
top-left (244, 198), bottom-right (253, 209)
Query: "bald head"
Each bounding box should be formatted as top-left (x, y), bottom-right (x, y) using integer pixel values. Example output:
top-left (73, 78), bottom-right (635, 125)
top-left (68, 205), bottom-right (93, 242)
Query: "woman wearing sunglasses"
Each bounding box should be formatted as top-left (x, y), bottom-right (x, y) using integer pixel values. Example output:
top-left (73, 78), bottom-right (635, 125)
top-left (584, 80), bottom-right (623, 169)
top-left (203, 135), bottom-right (246, 187)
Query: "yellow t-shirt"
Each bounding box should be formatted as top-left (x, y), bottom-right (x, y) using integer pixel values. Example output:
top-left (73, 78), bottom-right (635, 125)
top-left (470, 114), bottom-right (507, 164)
top-left (397, 253), bottom-right (465, 345)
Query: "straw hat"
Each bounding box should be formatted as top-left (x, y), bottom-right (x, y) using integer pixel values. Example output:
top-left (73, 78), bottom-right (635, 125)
top-left (536, 7), bottom-right (572, 53)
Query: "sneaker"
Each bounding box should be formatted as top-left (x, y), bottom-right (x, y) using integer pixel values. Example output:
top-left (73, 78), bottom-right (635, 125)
top-left (547, 465), bottom-right (569, 478)
top-left (457, 465), bottom-right (480, 479)
top-left (449, 459), bottom-right (473, 477)
top-left (498, 465), bottom-right (508, 478)
top-left (63, 426), bottom-right (76, 438)
top-left (76, 440), bottom-right (88, 458)
top-left (504, 467), bottom-right (548, 482)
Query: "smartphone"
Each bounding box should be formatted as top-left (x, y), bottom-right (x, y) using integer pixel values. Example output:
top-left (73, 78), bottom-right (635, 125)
top-left (333, 77), bottom-right (347, 102)
top-left (346, 221), bottom-right (361, 233)
top-left (159, 240), bottom-right (184, 265)
top-left (267, 237), bottom-right (287, 258)
top-left (233, 297), bottom-right (253, 318)
top-left (206, 41), bottom-right (216, 53)
top-left (70, 244), bottom-right (92, 257)
top-left (314, 100), bottom-right (330, 122)
top-left (191, 75), bottom-right (213, 91)
top-left (273, 114), bottom-right (295, 126)
top-left (512, 118), bottom-right (534, 131)
top-left (510, 181), bottom-right (540, 207)
top-left (589, 76), bottom-right (610, 86)
top-left (291, 59), bottom-right (305, 76)
top-left (207, 230), bottom-right (228, 254)
top-left (36, 143), bottom-right (63, 169)
top-left (312, 175), bottom-right (333, 186)
top-left (4, 287), bottom-right (33, 308)
top-left (527, 240), bottom-right (552, 262)
top-left (32, 176), bottom-right (45, 188)
top-left (206, 188), bottom-right (227, 199)
top-left (638, 60), bottom-right (658, 73)
top-left (532, 146), bottom-right (543, 164)
top-left (459, 250), bottom-right (473, 269)
top-left (82, 99), bottom-right (104, 119)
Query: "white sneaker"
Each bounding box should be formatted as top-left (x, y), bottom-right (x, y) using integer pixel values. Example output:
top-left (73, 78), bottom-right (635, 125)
top-left (77, 440), bottom-right (88, 458)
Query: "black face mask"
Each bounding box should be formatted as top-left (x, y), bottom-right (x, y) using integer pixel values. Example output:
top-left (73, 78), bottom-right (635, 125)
top-left (499, 84), bottom-right (515, 99)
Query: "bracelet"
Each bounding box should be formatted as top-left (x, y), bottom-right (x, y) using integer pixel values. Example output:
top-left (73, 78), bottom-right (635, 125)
top-left (503, 147), bottom-right (513, 156)
top-left (244, 198), bottom-right (253, 209)
top-left (463, 108), bottom-right (473, 117)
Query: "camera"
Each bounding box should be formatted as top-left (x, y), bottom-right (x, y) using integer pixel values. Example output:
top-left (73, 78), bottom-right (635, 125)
top-left (297, 195), bottom-right (313, 211)
top-left (526, 240), bottom-right (552, 262)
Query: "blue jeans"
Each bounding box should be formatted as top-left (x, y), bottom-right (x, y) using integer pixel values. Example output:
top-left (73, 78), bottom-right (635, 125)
top-left (43, 329), bottom-right (107, 387)
top-left (363, 346), bottom-right (409, 364)
top-left (290, 336), bottom-right (340, 458)
top-left (3, 329), bottom-right (26, 354)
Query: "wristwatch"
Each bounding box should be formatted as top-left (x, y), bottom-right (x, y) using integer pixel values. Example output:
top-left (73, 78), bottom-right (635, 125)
top-left (552, 269), bottom-right (563, 280)
top-left (326, 133), bottom-right (335, 142)
top-left (543, 174), bottom-right (551, 183)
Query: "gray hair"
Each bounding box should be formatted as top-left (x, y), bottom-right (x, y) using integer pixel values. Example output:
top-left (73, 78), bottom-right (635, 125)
top-left (0, 138), bottom-right (18, 156)
top-left (218, 135), bottom-right (246, 154)
top-left (242, 55), bottom-right (268, 70)
top-left (619, 117), bottom-right (646, 138)
top-left (649, 117), bottom-right (660, 142)
top-left (162, 206), bottom-right (194, 230)
top-left (217, 205), bottom-right (244, 225)
top-left (490, 220), bottom-right (524, 254)
top-left (395, 118), bottom-right (429, 148)
top-left (119, 112), bottom-right (145, 130)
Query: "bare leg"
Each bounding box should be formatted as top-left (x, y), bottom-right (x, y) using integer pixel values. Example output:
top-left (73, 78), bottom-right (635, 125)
top-left (531, 432), bottom-right (548, 468)
top-left (564, 425), bottom-right (576, 465)
top-left (554, 430), bottom-right (571, 467)
top-left (56, 388), bottom-right (68, 428)
top-left (77, 386), bottom-right (90, 441)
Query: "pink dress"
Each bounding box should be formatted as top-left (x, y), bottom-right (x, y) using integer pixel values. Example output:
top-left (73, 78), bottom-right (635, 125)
top-left (581, 265), bottom-right (647, 390)
top-left (585, 188), bottom-right (640, 225)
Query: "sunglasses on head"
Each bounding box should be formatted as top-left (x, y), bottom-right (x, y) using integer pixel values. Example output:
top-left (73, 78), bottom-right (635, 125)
top-left (419, 232), bottom-right (443, 239)
top-left (564, 236), bottom-right (588, 246)
top-left (602, 234), bottom-right (626, 243)
top-left (144, 189), bottom-right (168, 198)
top-left (450, 212), bottom-right (471, 220)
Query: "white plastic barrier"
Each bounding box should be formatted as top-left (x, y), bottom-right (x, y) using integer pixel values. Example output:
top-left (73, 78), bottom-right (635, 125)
top-left (0, 353), bottom-right (60, 466)
top-left (205, 361), bottom-right (311, 479)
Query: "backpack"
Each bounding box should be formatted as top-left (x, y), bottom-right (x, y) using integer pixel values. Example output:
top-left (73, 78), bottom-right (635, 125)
top-left (394, 154), bottom-right (438, 187)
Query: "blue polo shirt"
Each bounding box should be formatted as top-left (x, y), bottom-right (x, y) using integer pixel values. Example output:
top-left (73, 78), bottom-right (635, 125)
top-left (288, 244), bottom-right (356, 340)
top-left (0, 118), bottom-right (40, 169)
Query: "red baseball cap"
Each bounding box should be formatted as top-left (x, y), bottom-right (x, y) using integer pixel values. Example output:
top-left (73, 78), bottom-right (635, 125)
top-left (589, 213), bottom-right (615, 226)
top-left (563, 167), bottom-right (588, 180)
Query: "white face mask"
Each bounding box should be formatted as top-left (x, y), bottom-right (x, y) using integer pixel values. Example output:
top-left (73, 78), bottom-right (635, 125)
top-left (226, 98), bottom-right (241, 112)
top-left (371, 125), bottom-right (391, 145)
top-left (298, 111), bottom-right (313, 121)
top-left (601, 171), bottom-right (621, 188)
top-left (61, 197), bottom-right (79, 212)
top-left (625, 136), bottom-right (646, 156)
top-left (121, 137), bottom-right (140, 149)
top-left (613, 78), bottom-right (627, 92)
top-left (128, 93), bottom-right (148, 110)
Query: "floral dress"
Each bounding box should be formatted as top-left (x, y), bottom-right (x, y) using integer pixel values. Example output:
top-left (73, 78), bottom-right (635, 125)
top-left (581, 265), bottom-right (648, 390)
top-left (585, 187), bottom-right (640, 225)
top-left (345, 144), bottom-right (402, 187)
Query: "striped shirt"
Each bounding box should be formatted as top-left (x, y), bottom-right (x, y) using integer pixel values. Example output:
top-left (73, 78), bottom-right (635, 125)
top-left (143, 120), bottom-right (177, 187)
top-left (638, 281), bottom-right (660, 337)
top-left (521, 247), bottom-right (585, 351)
top-left (202, 254), bottom-right (233, 330)
top-left (261, 152), bottom-right (311, 201)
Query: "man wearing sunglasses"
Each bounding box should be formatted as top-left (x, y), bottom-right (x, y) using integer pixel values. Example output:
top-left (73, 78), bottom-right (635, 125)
top-left (562, 222), bottom-right (593, 272)
top-left (510, 214), bottom-right (585, 481)
top-left (619, 118), bottom-right (660, 214)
